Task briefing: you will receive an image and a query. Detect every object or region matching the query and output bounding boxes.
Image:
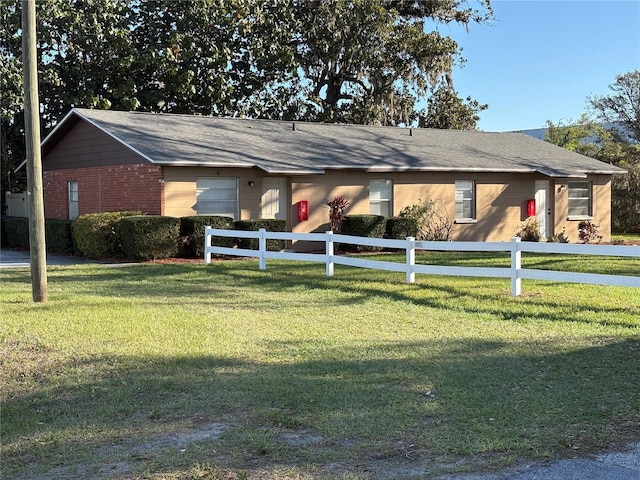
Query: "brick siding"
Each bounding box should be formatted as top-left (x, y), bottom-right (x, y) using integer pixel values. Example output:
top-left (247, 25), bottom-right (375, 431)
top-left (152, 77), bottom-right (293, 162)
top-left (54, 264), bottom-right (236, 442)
top-left (43, 164), bottom-right (163, 219)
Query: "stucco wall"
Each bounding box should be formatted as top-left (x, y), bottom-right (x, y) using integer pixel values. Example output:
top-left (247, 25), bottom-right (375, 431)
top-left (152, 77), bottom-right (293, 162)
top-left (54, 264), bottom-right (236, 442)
top-left (553, 175), bottom-right (612, 242)
top-left (290, 171), bottom-right (612, 243)
top-left (290, 171), bottom-right (540, 241)
top-left (163, 166), bottom-right (265, 219)
top-left (163, 168), bottom-right (613, 244)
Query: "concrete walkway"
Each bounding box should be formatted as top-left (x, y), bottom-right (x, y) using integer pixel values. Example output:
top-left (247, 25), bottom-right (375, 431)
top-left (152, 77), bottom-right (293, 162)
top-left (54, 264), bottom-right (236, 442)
top-left (0, 248), bottom-right (120, 268)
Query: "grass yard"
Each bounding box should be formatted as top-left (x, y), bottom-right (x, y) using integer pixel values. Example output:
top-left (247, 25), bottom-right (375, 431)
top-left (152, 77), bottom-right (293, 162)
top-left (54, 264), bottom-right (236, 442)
top-left (1, 252), bottom-right (639, 479)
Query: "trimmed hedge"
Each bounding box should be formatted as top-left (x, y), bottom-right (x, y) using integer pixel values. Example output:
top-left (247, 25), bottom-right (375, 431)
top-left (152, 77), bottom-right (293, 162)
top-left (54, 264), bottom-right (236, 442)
top-left (2, 216), bottom-right (29, 249)
top-left (385, 217), bottom-right (418, 240)
top-left (0, 216), bottom-right (6, 247)
top-left (234, 219), bottom-right (286, 251)
top-left (341, 214), bottom-right (386, 252)
top-left (72, 211), bottom-right (142, 258)
top-left (1, 217), bottom-right (74, 253)
top-left (45, 219), bottom-right (74, 254)
top-left (117, 215), bottom-right (181, 260)
top-left (180, 215), bottom-right (235, 258)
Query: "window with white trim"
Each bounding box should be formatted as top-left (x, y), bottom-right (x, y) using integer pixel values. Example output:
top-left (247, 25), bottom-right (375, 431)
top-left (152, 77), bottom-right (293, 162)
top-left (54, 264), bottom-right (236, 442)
top-left (369, 179), bottom-right (392, 217)
top-left (68, 180), bottom-right (79, 220)
top-left (455, 180), bottom-right (475, 221)
top-left (568, 181), bottom-right (592, 218)
top-left (196, 177), bottom-right (239, 219)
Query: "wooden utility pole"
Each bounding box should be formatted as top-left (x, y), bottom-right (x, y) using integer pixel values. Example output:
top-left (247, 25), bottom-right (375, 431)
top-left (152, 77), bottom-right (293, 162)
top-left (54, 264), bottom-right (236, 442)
top-left (22, 0), bottom-right (47, 302)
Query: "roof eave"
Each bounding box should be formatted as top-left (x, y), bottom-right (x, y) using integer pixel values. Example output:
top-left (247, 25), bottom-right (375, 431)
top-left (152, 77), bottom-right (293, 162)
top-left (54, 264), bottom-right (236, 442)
top-left (154, 160), bottom-right (325, 175)
top-left (363, 166), bottom-right (534, 173)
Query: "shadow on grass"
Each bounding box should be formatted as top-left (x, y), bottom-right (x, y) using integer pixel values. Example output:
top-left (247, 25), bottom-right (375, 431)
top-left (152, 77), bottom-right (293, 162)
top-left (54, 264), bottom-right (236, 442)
top-left (39, 260), bottom-right (640, 329)
top-left (211, 262), bottom-right (640, 328)
top-left (3, 336), bottom-right (640, 479)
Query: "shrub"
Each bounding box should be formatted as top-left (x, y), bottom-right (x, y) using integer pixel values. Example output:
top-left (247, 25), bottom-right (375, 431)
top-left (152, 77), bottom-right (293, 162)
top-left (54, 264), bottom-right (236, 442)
top-left (0, 216), bottom-right (7, 247)
top-left (398, 199), bottom-right (452, 241)
top-left (117, 215), bottom-right (181, 260)
top-left (547, 228), bottom-right (570, 243)
top-left (514, 217), bottom-right (541, 242)
top-left (45, 219), bottom-right (74, 253)
top-left (234, 219), bottom-right (286, 251)
top-left (71, 211), bottom-right (142, 258)
top-left (385, 217), bottom-right (419, 240)
top-left (325, 195), bottom-right (349, 233)
top-left (2, 216), bottom-right (29, 248)
top-left (341, 214), bottom-right (386, 252)
top-left (1, 217), bottom-right (74, 253)
top-left (180, 216), bottom-right (235, 258)
top-left (578, 220), bottom-right (602, 244)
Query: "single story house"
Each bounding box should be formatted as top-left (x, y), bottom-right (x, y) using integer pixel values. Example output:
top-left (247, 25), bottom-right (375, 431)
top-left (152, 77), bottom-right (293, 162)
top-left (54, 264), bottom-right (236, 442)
top-left (41, 108), bottom-right (626, 246)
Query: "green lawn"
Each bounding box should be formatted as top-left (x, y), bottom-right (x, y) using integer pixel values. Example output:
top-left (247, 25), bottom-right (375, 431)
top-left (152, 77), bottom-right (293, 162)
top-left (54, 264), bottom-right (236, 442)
top-left (1, 254), bottom-right (639, 479)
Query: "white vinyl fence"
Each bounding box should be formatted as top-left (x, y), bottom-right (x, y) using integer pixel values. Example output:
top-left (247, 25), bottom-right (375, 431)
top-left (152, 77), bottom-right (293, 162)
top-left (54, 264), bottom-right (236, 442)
top-left (204, 228), bottom-right (640, 296)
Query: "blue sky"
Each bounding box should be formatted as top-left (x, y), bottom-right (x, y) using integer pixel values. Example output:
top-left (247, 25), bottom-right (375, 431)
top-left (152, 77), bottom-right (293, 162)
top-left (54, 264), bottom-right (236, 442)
top-left (440, 0), bottom-right (640, 132)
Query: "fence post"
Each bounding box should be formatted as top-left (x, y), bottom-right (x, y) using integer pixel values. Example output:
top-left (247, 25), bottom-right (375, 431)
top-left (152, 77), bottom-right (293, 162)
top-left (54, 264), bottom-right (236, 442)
top-left (511, 237), bottom-right (522, 296)
top-left (259, 228), bottom-right (267, 270)
top-left (406, 237), bottom-right (415, 283)
top-left (326, 231), bottom-right (334, 277)
top-left (204, 226), bottom-right (212, 264)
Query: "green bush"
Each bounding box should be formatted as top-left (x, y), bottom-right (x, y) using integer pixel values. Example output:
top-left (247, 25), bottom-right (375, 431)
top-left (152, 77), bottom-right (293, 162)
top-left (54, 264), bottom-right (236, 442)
top-left (45, 219), bottom-right (74, 254)
top-left (385, 217), bottom-right (418, 240)
top-left (2, 217), bottom-right (29, 248)
top-left (341, 214), bottom-right (386, 252)
top-left (0, 216), bottom-right (7, 247)
top-left (234, 219), bottom-right (286, 251)
top-left (514, 217), bottom-right (540, 242)
top-left (398, 199), bottom-right (452, 241)
top-left (180, 215), bottom-right (235, 258)
top-left (71, 211), bottom-right (142, 258)
top-left (117, 215), bottom-right (180, 260)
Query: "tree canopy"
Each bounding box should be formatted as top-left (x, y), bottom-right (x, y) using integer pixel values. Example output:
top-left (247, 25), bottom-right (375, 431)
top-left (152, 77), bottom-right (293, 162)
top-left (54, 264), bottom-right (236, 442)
top-left (589, 70), bottom-right (640, 144)
top-left (1, 0), bottom-right (494, 197)
top-left (544, 70), bottom-right (640, 233)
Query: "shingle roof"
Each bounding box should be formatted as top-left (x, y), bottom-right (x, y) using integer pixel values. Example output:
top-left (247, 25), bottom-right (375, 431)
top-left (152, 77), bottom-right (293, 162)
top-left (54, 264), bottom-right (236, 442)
top-left (43, 108), bottom-right (626, 177)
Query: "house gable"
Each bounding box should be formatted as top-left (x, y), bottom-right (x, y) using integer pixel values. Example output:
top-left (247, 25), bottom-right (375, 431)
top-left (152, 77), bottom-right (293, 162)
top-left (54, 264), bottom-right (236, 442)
top-left (43, 117), bottom-right (149, 171)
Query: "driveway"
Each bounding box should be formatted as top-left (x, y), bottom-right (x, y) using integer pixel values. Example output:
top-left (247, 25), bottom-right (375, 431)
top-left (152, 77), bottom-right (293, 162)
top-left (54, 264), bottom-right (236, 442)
top-left (0, 249), bottom-right (109, 268)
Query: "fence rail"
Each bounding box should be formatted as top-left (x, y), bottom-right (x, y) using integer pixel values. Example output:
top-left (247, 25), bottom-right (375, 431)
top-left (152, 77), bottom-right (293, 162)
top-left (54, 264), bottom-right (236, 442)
top-left (204, 228), bottom-right (640, 296)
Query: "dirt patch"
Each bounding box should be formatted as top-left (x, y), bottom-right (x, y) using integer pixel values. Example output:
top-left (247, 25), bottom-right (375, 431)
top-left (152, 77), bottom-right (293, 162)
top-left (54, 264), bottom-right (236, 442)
top-left (8, 418), bottom-right (502, 480)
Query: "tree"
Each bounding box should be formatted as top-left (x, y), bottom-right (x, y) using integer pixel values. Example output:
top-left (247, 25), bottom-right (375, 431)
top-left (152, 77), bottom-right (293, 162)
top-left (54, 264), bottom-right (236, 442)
top-left (545, 110), bottom-right (640, 234)
top-left (610, 162), bottom-right (640, 233)
top-left (1, 0), bottom-right (27, 198)
top-left (293, 0), bottom-right (493, 126)
top-left (1, 0), bottom-right (494, 204)
top-left (420, 86), bottom-right (487, 130)
top-left (589, 70), bottom-right (640, 143)
top-left (544, 114), bottom-right (631, 164)
top-left (128, 0), bottom-right (298, 117)
top-left (0, 0), bottom-right (300, 200)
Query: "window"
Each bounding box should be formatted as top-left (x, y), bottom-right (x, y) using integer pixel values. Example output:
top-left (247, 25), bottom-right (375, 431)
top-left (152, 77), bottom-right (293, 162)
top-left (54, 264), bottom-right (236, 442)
top-left (455, 180), bottom-right (475, 221)
top-left (196, 177), bottom-right (238, 219)
top-left (568, 181), bottom-right (592, 218)
top-left (369, 180), bottom-right (392, 217)
top-left (68, 181), bottom-right (78, 220)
